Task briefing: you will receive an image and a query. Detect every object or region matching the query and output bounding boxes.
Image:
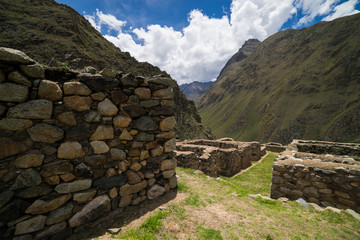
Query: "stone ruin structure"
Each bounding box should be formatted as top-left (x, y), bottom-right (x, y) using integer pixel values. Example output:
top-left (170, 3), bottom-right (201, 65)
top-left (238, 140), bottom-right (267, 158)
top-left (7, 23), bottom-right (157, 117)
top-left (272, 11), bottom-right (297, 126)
top-left (0, 47), bottom-right (178, 239)
top-left (264, 142), bottom-right (286, 153)
top-left (175, 139), bottom-right (264, 177)
top-left (271, 140), bottom-right (360, 213)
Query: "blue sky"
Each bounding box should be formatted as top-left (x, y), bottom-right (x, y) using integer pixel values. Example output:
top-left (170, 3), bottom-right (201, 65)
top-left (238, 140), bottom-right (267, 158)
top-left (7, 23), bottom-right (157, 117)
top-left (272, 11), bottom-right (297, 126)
top-left (56, 0), bottom-right (360, 84)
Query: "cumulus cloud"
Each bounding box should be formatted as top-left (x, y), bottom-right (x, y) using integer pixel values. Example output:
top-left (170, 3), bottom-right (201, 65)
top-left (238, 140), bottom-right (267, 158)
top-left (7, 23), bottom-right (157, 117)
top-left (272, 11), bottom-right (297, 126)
top-left (85, 0), bottom-right (359, 84)
top-left (323, 0), bottom-right (359, 21)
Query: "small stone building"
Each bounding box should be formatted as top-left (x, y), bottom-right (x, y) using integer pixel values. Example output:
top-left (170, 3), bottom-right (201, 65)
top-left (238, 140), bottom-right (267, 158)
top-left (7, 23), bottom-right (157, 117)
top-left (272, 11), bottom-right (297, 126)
top-left (271, 140), bottom-right (360, 212)
top-left (175, 139), bottom-right (264, 177)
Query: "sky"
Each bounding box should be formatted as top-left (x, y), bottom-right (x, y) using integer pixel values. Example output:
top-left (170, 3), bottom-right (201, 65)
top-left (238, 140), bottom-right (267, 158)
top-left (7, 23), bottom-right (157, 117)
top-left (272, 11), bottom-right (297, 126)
top-left (55, 0), bottom-right (360, 85)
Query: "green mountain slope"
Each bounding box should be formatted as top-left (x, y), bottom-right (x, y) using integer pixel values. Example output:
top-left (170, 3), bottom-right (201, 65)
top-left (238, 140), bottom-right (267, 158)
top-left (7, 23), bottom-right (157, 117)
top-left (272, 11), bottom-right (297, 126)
top-left (0, 0), bottom-right (213, 140)
top-left (198, 13), bottom-right (360, 144)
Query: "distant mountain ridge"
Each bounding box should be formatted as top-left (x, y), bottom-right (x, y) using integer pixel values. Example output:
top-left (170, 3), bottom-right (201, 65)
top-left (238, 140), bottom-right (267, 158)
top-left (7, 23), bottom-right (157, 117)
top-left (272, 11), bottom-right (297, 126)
top-left (179, 81), bottom-right (213, 102)
top-left (198, 13), bottom-right (360, 144)
top-left (0, 0), bottom-right (213, 140)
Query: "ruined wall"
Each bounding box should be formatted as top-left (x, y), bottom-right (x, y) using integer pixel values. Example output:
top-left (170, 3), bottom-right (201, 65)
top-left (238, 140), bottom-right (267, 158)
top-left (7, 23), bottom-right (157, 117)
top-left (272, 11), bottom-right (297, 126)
top-left (0, 47), bottom-right (177, 239)
top-left (175, 139), bottom-right (263, 177)
top-left (292, 139), bottom-right (360, 157)
top-left (271, 150), bottom-right (360, 213)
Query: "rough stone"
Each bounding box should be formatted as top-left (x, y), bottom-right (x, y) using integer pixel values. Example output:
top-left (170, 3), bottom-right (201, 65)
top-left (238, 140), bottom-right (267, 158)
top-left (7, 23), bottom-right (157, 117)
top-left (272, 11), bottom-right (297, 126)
top-left (38, 80), bottom-right (63, 101)
top-left (140, 150), bottom-right (150, 160)
top-left (169, 175), bottom-right (177, 188)
top-left (130, 163), bottom-right (142, 172)
top-left (163, 170), bottom-right (176, 179)
top-left (119, 195), bottom-right (132, 207)
top-left (0, 191), bottom-right (14, 209)
top-left (118, 160), bottom-right (130, 172)
top-left (134, 87), bottom-right (151, 100)
top-left (45, 175), bottom-right (60, 185)
top-left (14, 215), bottom-right (47, 235)
top-left (79, 73), bottom-right (119, 91)
top-left (164, 138), bottom-right (176, 152)
top-left (111, 148), bottom-right (126, 161)
top-left (8, 71), bottom-right (32, 87)
top-left (335, 191), bottom-right (350, 199)
top-left (65, 126), bottom-right (91, 141)
top-left (113, 115), bottom-right (132, 128)
top-left (7, 99), bottom-right (52, 119)
top-left (0, 118), bottom-right (33, 131)
top-left (55, 179), bottom-right (92, 194)
top-left (160, 159), bottom-right (177, 171)
top-left (10, 169), bottom-right (41, 190)
top-left (16, 185), bottom-right (52, 199)
top-left (0, 47), bottom-right (35, 64)
top-left (90, 141), bottom-right (109, 154)
top-left (0, 83), bottom-right (28, 102)
top-left (57, 141), bottom-right (85, 159)
top-left (27, 123), bottom-right (64, 143)
top-left (346, 209), bottom-right (360, 220)
top-left (84, 155), bottom-right (106, 166)
top-left (56, 111), bottom-right (77, 126)
top-left (153, 88), bottom-right (173, 99)
top-left (119, 180), bottom-right (147, 196)
top-left (140, 100), bottom-right (160, 108)
top-left (13, 235), bottom-right (33, 240)
top-left (60, 173), bottom-right (76, 182)
top-left (40, 160), bottom-right (74, 177)
top-left (90, 125), bottom-right (114, 140)
top-left (123, 105), bottom-right (147, 118)
top-left (91, 92), bottom-right (106, 101)
top-left (150, 145), bottom-right (163, 157)
top-left (109, 187), bottom-right (118, 199)
top-left (63, 81), bottom-right (91, 95)
top-left (149, 107), bottom-right (174, 117)
top-left (20, 63), bottom-right (45, 79)
top-left (11, 153), bottom-right (44, 168)
top-left (64, 96), bottom-right (93, 111)
top-left (160, 117), bottom-right (176, 131)
top-left (156, 131), bottom-right (175, 139)
top-left (147, 184), bottom-right (165, 200)
top-left (0, 137), bottom-right (32, 159)
top-left (120, 74), bottom-right (139, 87)
top-left (134, 132), bottom-right (154, 142)
top-left (83, 66), bottom-right (97, 74)
top-left (34, 221), bottom-right (66, 240)
top-left (69, 195), bottom-right (111, 227)
top-left (111, 90), bottom-right (128, 104)
top-left (119, 129), bottom-right (133, 140)
top-left (84, 111), bottom-right (101, 123)
top-left (0, 199), bottom-right (30, 223)
top-left (25, 194), bottom-right (71, 214)
top-left (100, 68), bottom-right (117, 78)
top-left (126, 170), bottom-right (142, 184)
top-left (93, 175), bottom-right (126, 189)
top-left (73, 189), bottom-right (97, 204)
top-left (134, 116), bottom-right (157, 131)
top-left (98, 98), bottom-right (118, 116)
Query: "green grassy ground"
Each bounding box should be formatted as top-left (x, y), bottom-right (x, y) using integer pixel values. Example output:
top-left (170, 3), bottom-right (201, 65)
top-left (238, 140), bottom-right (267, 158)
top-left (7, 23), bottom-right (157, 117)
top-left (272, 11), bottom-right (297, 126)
top-left (99, 153), bottom-right (360, 240)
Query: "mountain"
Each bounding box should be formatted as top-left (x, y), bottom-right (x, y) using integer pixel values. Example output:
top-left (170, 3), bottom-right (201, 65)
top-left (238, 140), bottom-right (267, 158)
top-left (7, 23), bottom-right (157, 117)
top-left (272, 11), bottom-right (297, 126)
top-left (0, 0), bottom-right (213, 140)
top-left (179, 81), bottom-right (213, 102)
top-left (198, 13), bottom-right (360, 144)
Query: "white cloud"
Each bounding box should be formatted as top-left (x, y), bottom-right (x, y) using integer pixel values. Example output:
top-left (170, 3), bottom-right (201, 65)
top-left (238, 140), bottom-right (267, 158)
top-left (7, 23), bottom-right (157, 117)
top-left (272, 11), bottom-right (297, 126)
top-left (323, 0), bottom-right (359, 21)
top-left (85, 0), bottom-right (359, 84)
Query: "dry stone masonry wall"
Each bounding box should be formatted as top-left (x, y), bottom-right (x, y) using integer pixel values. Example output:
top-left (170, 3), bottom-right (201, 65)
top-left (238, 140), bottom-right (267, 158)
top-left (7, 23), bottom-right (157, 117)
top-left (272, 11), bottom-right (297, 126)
top-left (271, 140), bottom-right (360, 213)
top-left (175, 139), bottom-right (264, 177)
top-left (0, 47), bottom-right (177, 239)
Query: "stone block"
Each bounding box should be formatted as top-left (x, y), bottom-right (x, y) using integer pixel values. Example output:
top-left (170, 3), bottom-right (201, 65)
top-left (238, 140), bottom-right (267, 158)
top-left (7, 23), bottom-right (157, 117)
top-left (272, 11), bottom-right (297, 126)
top-left (56, 111), bottom-right (77, 126)
top-left (57, 141), bottom-right (85, 159)
top-left (98, 98), bottom-right (118, 116)
top-left (55, 179), bottom-right (92, 194)
top-left (40, 160), bottom-right (74, 177)
top-left (7, 99), bottom-right (52, 119)
top-left (27, 123), bottom-right (64, 143)
top-left (11, 153), bottom-right (44, 168)
top-left (25, 194), bottom-right (71, 214)
top-left (113, 115), bottom-right (132, 128)
top-left (119, 180), bottom-right (147, 196)
top-left (147, 184), bottom-right (165, 199)
top-left (159, 117), bottom-right (176, 131)
top-left (69, 195), bottom-right (111, 227)
top-left (15, 215), bottom-right (47, 235)
top-left (0, 47), bottom-right (35, 64)
top-left (10, 169), bottom-right (41, 191)
top-left (38, 80), bottom-right (63, 101)
top-left (73, 189), bottom-right (97, 204)
top-left (90, 141), bottom-right (109, 154)
top-left (90, 125), bottom-right (114, 140)
top-left (64, 96), bottom-right (92, 111)
top-left (0, 83), bottom-right (28, 102)
top-left (63, 82), bottom-right (91, 96)
top-left (134, 116), bottom-right (157, 131)
top-left (20, 63), bottom-right (45, 79)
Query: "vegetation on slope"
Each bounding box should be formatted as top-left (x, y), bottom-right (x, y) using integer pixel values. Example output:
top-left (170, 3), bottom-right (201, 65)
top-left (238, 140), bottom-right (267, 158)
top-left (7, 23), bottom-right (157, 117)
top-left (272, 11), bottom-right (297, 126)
top-left (0, 0), bottom-right (213, 140)
top-left (198, 13), bottom-right (360, 144)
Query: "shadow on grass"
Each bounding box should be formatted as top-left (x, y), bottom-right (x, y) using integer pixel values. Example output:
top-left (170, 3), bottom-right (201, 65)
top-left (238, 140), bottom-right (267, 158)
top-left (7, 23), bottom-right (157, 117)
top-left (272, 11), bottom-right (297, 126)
top-left (69, 189), bottom-right (178, 240)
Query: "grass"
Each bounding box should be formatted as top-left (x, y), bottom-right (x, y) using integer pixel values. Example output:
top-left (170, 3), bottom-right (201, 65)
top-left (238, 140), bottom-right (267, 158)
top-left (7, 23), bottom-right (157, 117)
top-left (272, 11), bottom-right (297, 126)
top-left (108, 152), bottom-right (360, 240)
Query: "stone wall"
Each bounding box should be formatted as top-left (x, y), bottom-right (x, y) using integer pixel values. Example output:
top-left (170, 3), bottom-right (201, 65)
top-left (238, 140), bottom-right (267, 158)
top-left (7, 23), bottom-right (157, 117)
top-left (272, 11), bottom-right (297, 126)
top-left (270, 149), bottom-right (360, 213)
top-left (175, 139), bottom-right (263, 177)
top-left (291, 139), bottom-right (360, 157)
top-left (0, 47), bottom-right (177, 239)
